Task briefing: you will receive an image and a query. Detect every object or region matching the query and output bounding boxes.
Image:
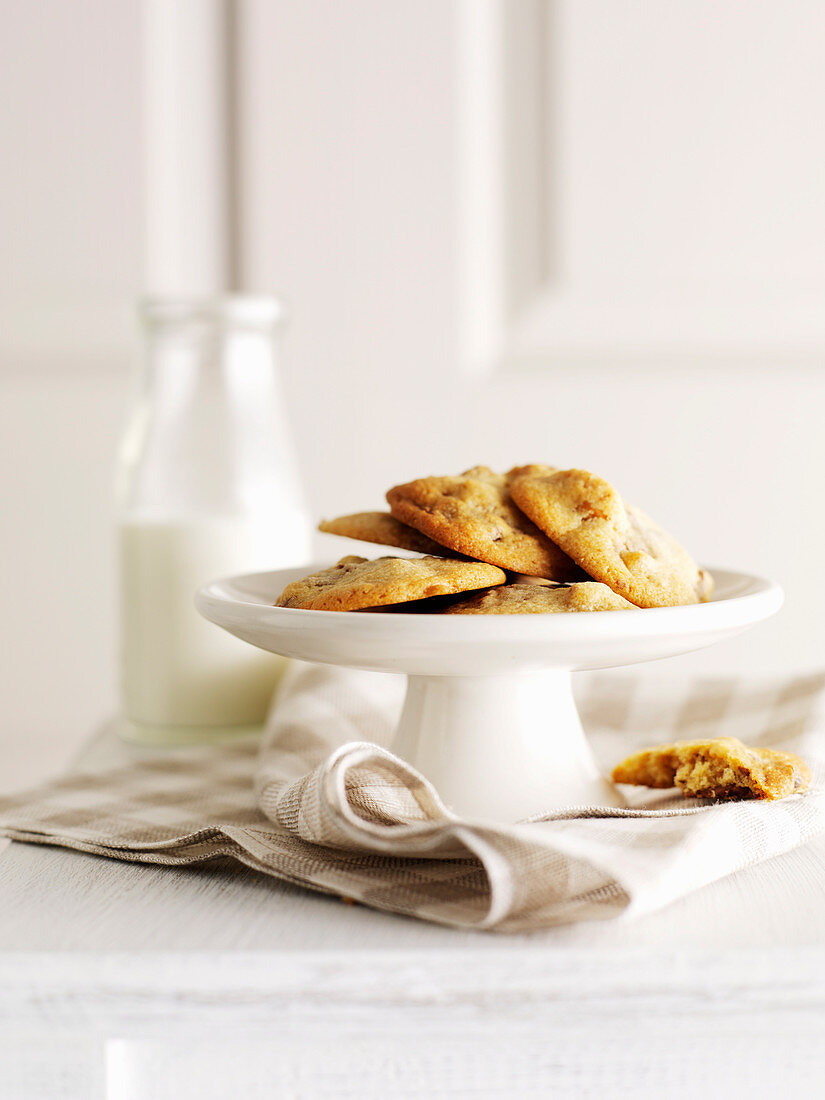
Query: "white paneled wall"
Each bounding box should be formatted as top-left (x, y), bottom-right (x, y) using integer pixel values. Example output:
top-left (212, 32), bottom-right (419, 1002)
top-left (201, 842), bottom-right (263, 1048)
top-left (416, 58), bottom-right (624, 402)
top-left (1, 0), bottom-right (824, 785)
top-left (0, 0), bottom-right (141, 787)
top-left (0, 0), bottom-right (142, 368)
top-left (238, 0), bottom-right (825, 673)
top-left (461, 0), bottom-right (825, 369)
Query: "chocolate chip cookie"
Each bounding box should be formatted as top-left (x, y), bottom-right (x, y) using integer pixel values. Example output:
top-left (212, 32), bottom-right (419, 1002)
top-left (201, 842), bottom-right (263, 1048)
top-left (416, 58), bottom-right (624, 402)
top-left (444, 582), bottom-right (637, 614)
top-left (386, 466), bottom-right (582, 581)
top-left (319, 511), bottom-right (461, 557)
top-left (275, 555), bottom-right (507, 612)
top-left (510, 467), bottom-right (710, 607)
top-left (612, 738), bottom-right (811, 800)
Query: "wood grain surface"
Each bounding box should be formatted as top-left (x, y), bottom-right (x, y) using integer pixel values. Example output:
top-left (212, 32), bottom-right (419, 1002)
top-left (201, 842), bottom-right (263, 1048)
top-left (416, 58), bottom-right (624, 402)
top-left (1, 836), bottom-right (824, 1098)
top-left (1, 718), bottom-right (824, 1098)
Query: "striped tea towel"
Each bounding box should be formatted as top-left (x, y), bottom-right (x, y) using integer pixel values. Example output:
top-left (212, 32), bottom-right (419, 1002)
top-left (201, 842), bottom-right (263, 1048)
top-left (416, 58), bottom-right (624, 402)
top-left (0, 664), bottom-right (823, 932)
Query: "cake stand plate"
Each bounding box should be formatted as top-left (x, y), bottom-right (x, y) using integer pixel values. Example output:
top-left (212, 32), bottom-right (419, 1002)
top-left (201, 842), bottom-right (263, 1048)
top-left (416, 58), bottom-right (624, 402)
top-left (196, 566), bottom-right (782, 822)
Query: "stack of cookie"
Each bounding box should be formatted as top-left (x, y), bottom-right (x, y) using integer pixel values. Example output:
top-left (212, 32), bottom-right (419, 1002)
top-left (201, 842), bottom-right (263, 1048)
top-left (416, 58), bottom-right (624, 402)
top-left (275, 464), bottom-right (713, 614)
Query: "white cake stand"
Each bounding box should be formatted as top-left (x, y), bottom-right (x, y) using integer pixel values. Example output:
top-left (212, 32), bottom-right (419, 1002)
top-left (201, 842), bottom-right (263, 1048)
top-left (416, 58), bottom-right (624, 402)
top-left (196, 566), bottom-right (782, 822)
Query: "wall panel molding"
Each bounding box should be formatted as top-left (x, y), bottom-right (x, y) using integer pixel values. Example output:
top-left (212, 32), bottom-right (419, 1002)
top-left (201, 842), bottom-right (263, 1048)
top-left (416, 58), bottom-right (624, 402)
top-left (458, 0), bottom-right (548, 370)
top-left (459, 0), bottom-right (825, 373)
top-left (143, 0), bottom-right (237, 296)
top-left (0, 0), bottom-right (143, 373)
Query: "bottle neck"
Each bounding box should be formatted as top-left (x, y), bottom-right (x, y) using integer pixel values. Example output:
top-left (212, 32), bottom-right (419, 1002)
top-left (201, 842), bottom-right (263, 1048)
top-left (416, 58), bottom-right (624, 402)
top-left (118, 307), bottom-right (304, 520)
top-left (141, 320), bottom-right (278, 389)
top-left (137, 294), bottom-right (286, 396)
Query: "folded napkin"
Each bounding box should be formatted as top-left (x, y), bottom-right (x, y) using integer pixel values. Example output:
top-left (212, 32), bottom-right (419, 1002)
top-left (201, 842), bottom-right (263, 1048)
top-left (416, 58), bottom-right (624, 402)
top-left (1, 664), bottom-right (823, 932)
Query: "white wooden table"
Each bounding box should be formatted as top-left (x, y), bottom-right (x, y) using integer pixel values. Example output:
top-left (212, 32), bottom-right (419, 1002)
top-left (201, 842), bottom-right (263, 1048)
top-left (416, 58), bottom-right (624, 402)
top-left (1, 731), bottom-right (824, 1099)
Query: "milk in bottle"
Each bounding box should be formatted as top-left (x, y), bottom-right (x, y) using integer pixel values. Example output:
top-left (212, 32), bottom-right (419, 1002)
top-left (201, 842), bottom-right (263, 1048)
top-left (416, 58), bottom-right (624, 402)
top-left (116, 296), bottom-right (310, 743)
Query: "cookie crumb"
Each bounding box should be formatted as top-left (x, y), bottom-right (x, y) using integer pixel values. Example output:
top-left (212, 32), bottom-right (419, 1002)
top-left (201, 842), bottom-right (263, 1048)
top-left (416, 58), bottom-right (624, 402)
top-left (612, 738), bottom-right (811, 801)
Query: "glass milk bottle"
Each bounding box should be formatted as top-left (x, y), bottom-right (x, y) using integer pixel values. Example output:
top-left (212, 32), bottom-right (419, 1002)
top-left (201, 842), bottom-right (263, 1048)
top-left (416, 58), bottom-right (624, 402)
top-left (116, 296), bottom-right (311, 744)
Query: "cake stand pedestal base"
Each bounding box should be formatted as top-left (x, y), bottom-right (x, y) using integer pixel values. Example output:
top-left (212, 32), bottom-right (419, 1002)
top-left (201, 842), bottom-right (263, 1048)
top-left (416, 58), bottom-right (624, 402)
top-left (392, 670), bottom-right (623, 820)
